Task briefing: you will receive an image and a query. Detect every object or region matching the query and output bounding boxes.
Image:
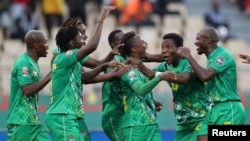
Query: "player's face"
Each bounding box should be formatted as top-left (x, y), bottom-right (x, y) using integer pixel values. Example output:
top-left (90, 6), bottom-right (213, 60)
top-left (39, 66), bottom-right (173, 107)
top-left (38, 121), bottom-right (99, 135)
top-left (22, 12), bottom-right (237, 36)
top-left (77, 24), bottom-right (88, 46)
top-left (133, 35), bottom-right (148, 58)
top-left (36, 33), bottom-right (49, 57)
top-left (161, 39), bottom-right (179, 65)
top-left (74, 32), bottom-right (84, 49)
top-left (194, 31), bottom-right (208, 55)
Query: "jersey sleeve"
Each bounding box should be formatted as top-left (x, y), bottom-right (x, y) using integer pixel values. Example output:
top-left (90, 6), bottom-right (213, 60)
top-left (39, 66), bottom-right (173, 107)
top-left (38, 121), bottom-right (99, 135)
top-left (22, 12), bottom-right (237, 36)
top-left (131, 77), bottom-right (161, 96)
top-left (121, 69), bottom-right (161, 96)
top-left (16, 60), bottom-right (35, 87)
top-left (80, 55), bottom-right (90, 65)
top-left (208, 52), bottom-right (233, 73)
top-left (58, 49), bottom-right (78, 68)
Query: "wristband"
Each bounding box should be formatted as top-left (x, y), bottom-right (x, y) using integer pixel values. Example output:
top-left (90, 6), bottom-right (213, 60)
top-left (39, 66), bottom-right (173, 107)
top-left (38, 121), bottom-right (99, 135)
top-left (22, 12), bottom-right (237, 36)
top-left (155, 71), bottom-right (162, 76)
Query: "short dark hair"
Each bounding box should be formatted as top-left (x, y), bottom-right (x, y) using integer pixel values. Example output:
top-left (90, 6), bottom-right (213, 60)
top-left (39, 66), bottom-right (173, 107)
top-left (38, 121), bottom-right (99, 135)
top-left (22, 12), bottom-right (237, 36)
top-left (61, 18), bottom-right (82, 28)
top-left (55, 27), bottom-right (79, 52)
top-left (162, 33), bottom-right (183, 48)
top-left (108, 29), bottom-right (122, 46)
top-left (203, 27), bottom-right (219, 43)
top-left (120, 31), bottom-right (136, 56)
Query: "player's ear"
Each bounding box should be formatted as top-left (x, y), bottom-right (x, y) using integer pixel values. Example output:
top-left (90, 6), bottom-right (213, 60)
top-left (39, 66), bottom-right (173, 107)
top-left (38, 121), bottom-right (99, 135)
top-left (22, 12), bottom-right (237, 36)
top-left (69, 40), bottom-right (74, 48)
top-left (131, 47), bottom-right (137, 52)
top-left (34, 42), bottom-right (38, 49)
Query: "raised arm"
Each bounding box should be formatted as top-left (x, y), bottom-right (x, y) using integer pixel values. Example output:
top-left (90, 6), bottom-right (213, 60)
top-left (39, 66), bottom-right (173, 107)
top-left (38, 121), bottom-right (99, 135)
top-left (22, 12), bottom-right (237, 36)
top-left (83, 43), bottom-right (123, 68)
top-left (76, 6), bottom-right (116, 60)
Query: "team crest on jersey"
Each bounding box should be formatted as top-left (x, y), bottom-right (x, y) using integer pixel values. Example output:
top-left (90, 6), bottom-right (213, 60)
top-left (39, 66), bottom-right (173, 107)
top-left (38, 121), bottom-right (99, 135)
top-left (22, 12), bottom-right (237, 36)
top-left (128, 71), bottom-right (136, 80)
top-left (215, 56), bottom-right (224, 66)
top-left (66, 50), bottom-right (73, 56)
top-left (21, 67), bottom-right (29, 77)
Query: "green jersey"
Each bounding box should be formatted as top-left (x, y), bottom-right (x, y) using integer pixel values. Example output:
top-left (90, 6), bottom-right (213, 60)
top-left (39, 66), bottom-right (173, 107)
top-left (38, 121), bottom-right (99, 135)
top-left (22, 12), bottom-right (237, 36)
top-left (154, 59), bottom-right (208, 124)
top-left (52, 47), bottom-right (90, 65)
top-left (46, 49), bottom-right (84, 117)
top-left (7, 53), bottom-right (41, 125)
top-left (206, 46), bottom-right (241, 102)
top-left (102, 55), bottom-right (126, 116)
top-left (120, 68), bottom-right (161, 128)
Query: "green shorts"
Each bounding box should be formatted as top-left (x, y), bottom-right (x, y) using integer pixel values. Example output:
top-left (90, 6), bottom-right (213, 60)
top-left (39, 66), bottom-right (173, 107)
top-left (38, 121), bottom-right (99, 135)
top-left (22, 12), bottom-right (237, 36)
top-left (7, 124), bottom-right (51, 141)
top-left (102, 115), bottom-right (123, 141)
top-left (45, 114), bottom-right (84, 141)
top-left (208, 101), bottom-right (246, 125)
top-left (175, 117), bottom-right (208, 141)
top-left (122, 124), bottom-right (162, 141)
top-left (77, 117), bottom-right (92, 141)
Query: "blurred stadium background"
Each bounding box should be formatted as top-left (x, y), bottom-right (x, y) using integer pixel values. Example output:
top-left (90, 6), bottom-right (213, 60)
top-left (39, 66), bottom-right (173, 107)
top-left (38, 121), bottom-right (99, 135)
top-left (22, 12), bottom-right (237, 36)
top-left (0, 0), bottom-right (250, 140)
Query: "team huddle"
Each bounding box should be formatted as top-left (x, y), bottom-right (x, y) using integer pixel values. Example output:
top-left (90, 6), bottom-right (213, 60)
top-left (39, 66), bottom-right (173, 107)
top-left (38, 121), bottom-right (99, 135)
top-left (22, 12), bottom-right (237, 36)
top-left (6, 6), bottom-right (247, 141)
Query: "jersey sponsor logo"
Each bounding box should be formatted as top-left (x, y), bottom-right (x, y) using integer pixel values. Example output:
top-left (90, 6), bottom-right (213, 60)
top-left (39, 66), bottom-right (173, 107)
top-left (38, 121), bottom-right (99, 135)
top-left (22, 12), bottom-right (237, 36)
top-left (21, 67), bottom-right (29, 77)
top-left (215, 56), bottom-right (224, 66)
top-left (52, 63), bottom-right (56, 70)
top-left (128, 70), bottom-right (136, 80)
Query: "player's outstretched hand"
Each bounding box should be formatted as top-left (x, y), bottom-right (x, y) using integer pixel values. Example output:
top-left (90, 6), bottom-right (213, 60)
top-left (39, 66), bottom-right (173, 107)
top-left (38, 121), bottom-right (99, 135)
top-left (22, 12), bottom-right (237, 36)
top-left (111, 43), bottom-right (124, 55)
top-left (177, 47), bottom-right (191, 59)
top-left (107, 60), bottom-right (126, 68)
top-left (159, 71), bottom-right (177, 81)
top-left (239, 54), bottom-right (250, 64)
top-left (111, 65), bottom-right (132, 78)
top-left (97, 6), bottom-right (116, 22)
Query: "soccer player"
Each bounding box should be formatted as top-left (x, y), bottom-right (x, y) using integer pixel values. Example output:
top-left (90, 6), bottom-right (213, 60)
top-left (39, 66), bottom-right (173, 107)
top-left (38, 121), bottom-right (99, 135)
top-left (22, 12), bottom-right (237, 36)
top-left (51, 18), bottom-right (120, 69)
top-left (239, 54), bottom-right (250, 64)
top-left (45, 6), bottom-right (119, 141)
top-left (7, 30), bottom-right (51, 141)
top-left (50, 17), bottom-right (121, 141)
top-left (101, 29), bottom-right (126, 141)
top-left (154, 33), bottom-right (209, 141)
top-left (118, 31), bottom-right (173, 141)
top-left (101, 29), bottom-right (164, 141)
top-left (178, 27), bottom-right (246, 125)
top-left (46, 26), bottom-right (124, 141)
